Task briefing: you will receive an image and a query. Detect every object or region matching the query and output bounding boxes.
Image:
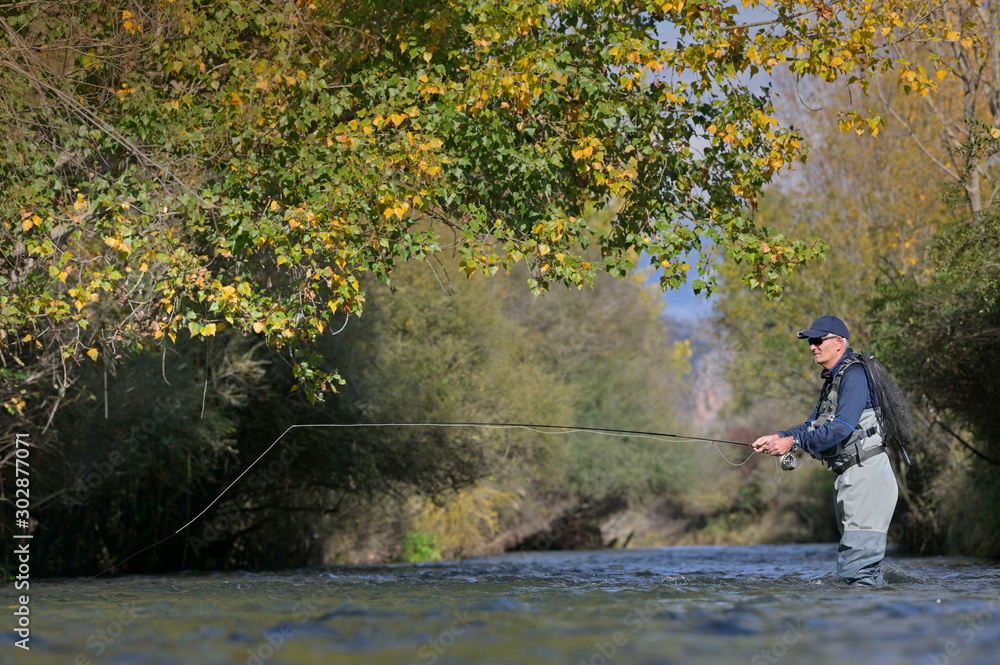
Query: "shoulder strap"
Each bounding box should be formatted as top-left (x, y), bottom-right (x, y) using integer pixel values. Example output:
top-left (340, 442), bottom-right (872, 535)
top-left (823, 353), bottom-right (862, 400)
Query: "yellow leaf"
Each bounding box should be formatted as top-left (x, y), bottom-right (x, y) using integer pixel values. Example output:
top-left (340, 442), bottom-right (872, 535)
top-left (200, 322), bottom-right (217, 337)
top-left (86, 348), bottom-right (99, 361)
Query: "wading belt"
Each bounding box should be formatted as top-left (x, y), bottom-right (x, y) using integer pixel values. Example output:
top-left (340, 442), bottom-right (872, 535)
top-left (831, 427), bottom-right (884, 477)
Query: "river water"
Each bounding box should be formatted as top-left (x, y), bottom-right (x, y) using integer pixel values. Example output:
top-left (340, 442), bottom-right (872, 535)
top-left (5, 544), bottom-right (1000, 665)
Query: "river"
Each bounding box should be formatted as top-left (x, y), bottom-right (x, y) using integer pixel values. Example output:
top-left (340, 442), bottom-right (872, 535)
top-left (4, 544), bottom-right (999, 665)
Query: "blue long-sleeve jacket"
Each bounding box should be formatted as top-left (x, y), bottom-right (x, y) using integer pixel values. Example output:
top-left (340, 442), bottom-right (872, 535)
top-left (779, 350), bottom-right (876, 456)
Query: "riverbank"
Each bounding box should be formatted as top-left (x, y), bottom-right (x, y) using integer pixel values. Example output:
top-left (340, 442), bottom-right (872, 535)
top-left (319, 459), bottom-right (843, 566)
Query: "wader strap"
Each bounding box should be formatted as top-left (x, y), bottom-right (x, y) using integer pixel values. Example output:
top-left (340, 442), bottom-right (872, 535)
top-left (832, 435), bottom-right (884, 477)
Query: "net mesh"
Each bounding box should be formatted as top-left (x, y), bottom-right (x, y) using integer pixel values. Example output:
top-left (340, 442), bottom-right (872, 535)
top-left (858, 350), bottom-right (914, 446)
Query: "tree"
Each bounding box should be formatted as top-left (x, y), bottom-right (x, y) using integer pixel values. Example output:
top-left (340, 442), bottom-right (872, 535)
top-left (714, 70), bottom-right (951, 409)
top-left (870, 126), bottom-right (1000, 440)
top-left (870, 3), bottom-right (1000, 213)
top-left (496, 260), bottom-right (698, 503)
top-left (4, 0), bottom-right (972, 417)
top-left (866, 135), bottom-right (1000, 555)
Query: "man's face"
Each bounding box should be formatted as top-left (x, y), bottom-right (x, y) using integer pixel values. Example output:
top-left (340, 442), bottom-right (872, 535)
top-left (808, 335), bottom-right (844, 369)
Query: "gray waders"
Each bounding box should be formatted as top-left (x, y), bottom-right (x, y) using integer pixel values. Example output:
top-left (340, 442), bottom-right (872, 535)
top-left (832, 439), bottom-right (898, 585)
top-left (809, 355), bottom-right (899, 585)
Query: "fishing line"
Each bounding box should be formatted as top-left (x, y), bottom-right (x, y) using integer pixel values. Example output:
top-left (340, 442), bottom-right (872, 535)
top-left (92, 421), bottom-right (759, 578)
top-left (712, 441), bottom-right (756, 467)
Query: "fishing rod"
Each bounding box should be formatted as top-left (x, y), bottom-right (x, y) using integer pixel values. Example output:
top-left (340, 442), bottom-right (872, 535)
top-left (352, 422), bottom-right (796, 469)
top-left (304, 421), bottom-right (797, 473)
top-left (324, 421), bottom-right (754, 446)
top-left (93, 420), bottom-right (792, 577)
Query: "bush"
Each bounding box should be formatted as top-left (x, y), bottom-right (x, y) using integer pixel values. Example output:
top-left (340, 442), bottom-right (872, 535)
top-left (400, 531), bottom-right (442, 563)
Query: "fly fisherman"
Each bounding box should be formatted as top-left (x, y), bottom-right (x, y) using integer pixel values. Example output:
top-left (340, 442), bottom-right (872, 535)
top-left (751, 315), bottom-right (898, 586)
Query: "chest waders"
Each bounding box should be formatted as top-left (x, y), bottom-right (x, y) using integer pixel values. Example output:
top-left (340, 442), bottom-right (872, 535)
top-left (808, 355), bottom-right (886, 475)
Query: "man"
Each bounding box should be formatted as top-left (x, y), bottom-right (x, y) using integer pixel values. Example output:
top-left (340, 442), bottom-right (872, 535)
top-left (752, 315), bottom-right (898, 586)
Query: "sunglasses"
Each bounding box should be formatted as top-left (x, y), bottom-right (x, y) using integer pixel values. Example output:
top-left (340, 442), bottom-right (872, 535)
top-left (807, 336), bottom-right (838, 346)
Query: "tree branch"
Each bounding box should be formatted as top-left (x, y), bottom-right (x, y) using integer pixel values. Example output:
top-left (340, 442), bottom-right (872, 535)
top-left (934, 418), bottom-right (1000, 466)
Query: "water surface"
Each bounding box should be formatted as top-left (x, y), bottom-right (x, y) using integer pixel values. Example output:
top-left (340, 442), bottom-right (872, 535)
top-left (5, 544), bottom-right (1000, 665)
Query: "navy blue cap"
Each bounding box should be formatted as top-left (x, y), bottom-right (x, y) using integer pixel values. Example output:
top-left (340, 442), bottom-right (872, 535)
top-left (796, 315), bottom-right (849, 339)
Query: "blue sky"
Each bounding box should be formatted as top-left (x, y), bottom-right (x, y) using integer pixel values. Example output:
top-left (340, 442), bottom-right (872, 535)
top-left (662, 281), bottom-right (713, 321)
top-left (636, 251), bottom-right (714, 321)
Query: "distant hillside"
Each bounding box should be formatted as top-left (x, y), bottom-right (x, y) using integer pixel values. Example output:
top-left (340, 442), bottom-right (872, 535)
top-left (662, 314), bottom-right (732, 432)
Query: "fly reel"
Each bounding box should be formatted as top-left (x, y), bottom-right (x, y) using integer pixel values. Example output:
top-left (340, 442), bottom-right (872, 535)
top-left (780, 451), bottom-right (797, 471)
